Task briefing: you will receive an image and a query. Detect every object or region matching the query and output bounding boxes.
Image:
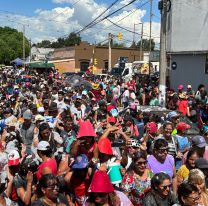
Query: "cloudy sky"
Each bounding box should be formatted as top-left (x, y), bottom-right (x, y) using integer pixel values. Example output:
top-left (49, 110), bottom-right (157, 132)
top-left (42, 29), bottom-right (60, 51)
top-left (0, 0), bottom-right (160, 46)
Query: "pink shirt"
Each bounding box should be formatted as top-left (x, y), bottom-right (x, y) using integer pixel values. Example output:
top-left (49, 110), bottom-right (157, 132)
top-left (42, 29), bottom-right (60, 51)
top-left (36, 158), bottom-right (57, 180)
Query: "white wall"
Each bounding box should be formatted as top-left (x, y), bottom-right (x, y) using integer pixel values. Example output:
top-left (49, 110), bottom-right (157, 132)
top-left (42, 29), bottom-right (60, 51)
top-left (167, 0), bottom-right (208, 52)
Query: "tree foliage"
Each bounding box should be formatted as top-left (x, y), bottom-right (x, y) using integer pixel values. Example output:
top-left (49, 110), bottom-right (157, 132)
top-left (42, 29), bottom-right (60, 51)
top-left (0, 27), bottom-right (30, 64)
top-left (137, 38), bottom-right (155, 51)
top-left (36, 32), bottom-right (81, 48)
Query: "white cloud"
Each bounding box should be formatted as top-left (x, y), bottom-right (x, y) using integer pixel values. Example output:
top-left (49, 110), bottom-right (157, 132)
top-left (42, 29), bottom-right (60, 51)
top-left (0, 0), bottom-right (160, 47)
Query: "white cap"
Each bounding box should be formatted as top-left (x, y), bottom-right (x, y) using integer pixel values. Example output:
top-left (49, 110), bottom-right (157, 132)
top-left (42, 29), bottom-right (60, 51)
top-left (35, 114), bottom-right (45, 122)
top-left (37, 107), bottom-right (45, 113)
top-left (37, 141), bottom-right (50, 151)
top-left (82, 90), bottom-right (88, 96)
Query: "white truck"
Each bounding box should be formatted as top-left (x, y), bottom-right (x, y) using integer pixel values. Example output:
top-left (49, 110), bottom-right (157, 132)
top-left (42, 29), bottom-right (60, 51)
top-left (111, 61), bottom-right (157, 82)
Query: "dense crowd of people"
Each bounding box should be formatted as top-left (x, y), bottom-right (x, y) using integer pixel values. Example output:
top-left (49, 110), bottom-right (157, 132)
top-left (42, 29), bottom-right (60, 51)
top-left (0, 66), bottom-right (208, 206)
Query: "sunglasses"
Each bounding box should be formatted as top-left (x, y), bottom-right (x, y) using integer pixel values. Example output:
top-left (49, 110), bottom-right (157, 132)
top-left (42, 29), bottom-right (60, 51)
top-left (136, 160), bottom-right (147, 166)
top-left (91, 192), bottom-right (107, 197)
top-left (160, 184), bottom-right (171, 190)
top-left (157, 147), bottom-right (169, 153)
top-left (46, 184), bottom-right (59, 191)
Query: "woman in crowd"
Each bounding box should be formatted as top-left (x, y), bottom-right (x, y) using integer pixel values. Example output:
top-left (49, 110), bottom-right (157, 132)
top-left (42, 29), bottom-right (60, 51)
top-left (178, 182), bottom-right (200, 206)
top-left (147, 138), bottom-right (177, 194)
top-left (31, 174), bottom-right (69, 206)
top-left (142, 172), bottom-right (178, 206)
top-left (159, 122), bottom-right (178, 157)
top-left (188, 169), bottom-right (208, 206)
top-left (177, 149), bottom-right (199, 184)
top-left (121, 151), bottom-right (153, 206)
top-left (84, 171), bottom-right (133, 206)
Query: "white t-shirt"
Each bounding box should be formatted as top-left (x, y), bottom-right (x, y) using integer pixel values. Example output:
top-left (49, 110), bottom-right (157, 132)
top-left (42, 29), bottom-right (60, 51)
top-left (122, 90), bottom-right (130, 102)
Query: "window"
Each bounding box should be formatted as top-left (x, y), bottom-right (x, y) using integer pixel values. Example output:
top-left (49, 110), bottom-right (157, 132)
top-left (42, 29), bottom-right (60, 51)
top-left (104, 61), bottom-right (108, 70)
top-left (80, 61), bottom-right (89, 72)
top-left (205, 54), bottom-right (208, 74)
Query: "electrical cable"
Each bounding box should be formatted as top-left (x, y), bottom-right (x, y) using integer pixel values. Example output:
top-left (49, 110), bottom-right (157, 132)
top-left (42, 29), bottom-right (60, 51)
top-left (74, 0), bottom-right (121, 34)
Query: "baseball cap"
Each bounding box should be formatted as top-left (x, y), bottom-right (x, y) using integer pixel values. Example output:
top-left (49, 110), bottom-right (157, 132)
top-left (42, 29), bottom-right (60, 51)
top-left (195, 158), bottom-right (208, 169)
top-left (71, 154), bottom-right (89, 170)
top-left (35, 114), bottom-right (45, 122)
top-left (176, 122), bottom-right (190, 131)
top-left (146, 122), bottom-right (158, 134)
top-left (8, 150), bottom-right (20, 166)
top-left (187, 85), bottom-right (192, 89)
top-left (167, 111), bottom-right (179, 120)
top-left (82, 90), bottom-right (88, 96)
top-left (178, 84), bottom-right (184, 90)
top-left (192, 136), bottom-right (207, 148)
top-left (23, 109), bottom-right (33, 120)
top-left (37, 107), bottom-right (45, 113)
top-left (37, 141), bottom-right (50, 151)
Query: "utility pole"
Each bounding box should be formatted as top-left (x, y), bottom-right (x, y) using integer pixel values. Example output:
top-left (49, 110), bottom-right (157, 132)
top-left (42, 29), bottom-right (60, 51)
top-left (159, 0), bottom-right (168, 107)
top-left (23, 25), bottom-right (25, 66)
top-left (133, 23), bottom-right (136, 44)
top-left (149, 0), bottom-right (153, 75)
top-left (108, 33), bottom-right (112, 72)
top-left (140, 23), bottom-right (143, 61)
top-left (29, 39), bottom-right (32, 62)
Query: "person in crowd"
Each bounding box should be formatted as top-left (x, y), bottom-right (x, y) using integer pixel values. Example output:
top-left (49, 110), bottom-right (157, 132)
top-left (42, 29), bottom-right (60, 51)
top-left (177, 148), bottom-right (199, 184)
top-left (66, 154), bottom-right (92, 206)
top-left (195, 158), bottom-right (208, 188)
top-left (70, 120), bottom-right (98, 161)
top-left (20, 109), bottom-right (35, 154)
top-left (147, 139), bottom-right (177, 194)
top-left (174, 122), bottom-right (191, 170)
top-left (178, 182), bottom-right (200, 206)
top-left (177, 92), bottom-right (190, 116)
top-left (166, 111), bottom-right (180, 135)
top-left (36, 141), bottom-right (57, 181)
top-left (158, 122), bottom-right (178, 157)
top-left (120, 138), bottom-right (141, 170)
top-left (142, 172), bottom-right (178, 206)
top-left (182, 135), bottom-right (208, 164)
top-left (84, 171), bottom-right (133, 206)
top-left (122, 85), bottom-right (130, 108)
top-left (188, 169), bottom-right (208, 206)
top-left (121, 151), bottom-right (153, 206)
top-left (31, 174), bottom-right (69, 206)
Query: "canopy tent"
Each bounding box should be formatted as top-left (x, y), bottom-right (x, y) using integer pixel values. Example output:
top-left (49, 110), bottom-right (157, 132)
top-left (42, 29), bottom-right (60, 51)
top-left (29, 62), bottom-right (54, 69)
top-left (11, 58), bottom-right (24, 66)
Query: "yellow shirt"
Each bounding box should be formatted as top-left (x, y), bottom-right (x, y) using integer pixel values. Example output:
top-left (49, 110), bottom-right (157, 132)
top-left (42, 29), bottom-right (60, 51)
top-left (177, 165), bottom-right (189, 180)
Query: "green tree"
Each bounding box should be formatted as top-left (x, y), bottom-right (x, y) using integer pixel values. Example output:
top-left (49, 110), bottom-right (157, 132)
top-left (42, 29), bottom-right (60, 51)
top-left (38, 32), bottom-right (81, 48)
top-left (137, 38), bottom-right (155, 51)
top-left (36, 40), bottom-right (51, 48)
top-left (0, 26), bottom-right (30, 64)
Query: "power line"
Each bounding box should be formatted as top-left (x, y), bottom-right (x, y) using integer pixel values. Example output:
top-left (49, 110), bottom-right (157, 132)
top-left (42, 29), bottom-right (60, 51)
top-left (75, 0), bottom-right (139, 35)
top-left (91, 0), bottom-right (149, 32)
top-left (75, 0), bottom-right (121, 34)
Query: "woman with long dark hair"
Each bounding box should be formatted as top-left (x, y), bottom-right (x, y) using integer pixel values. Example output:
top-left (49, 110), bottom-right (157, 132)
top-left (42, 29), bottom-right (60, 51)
top-left (121, 151), bottom-right (153, 206)
top-left (31, 174), bottom-right (69, 206)
top-left (177, 148), bottom-right (199, 184)
top-left (142, 172), bottom-right (178, 206)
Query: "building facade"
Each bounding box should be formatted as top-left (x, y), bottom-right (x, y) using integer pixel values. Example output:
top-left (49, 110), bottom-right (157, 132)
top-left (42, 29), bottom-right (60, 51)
top-left (167, 0), bottom-right (208, 90)
top-left (49, 42), bottom-right (142, 74)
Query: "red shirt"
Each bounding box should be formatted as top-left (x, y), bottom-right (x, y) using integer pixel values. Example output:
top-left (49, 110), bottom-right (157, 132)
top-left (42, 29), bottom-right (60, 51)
top-left (178, 100), bottom-right (188, 116)
top-left (36, 158), bottom-right (57, 180)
